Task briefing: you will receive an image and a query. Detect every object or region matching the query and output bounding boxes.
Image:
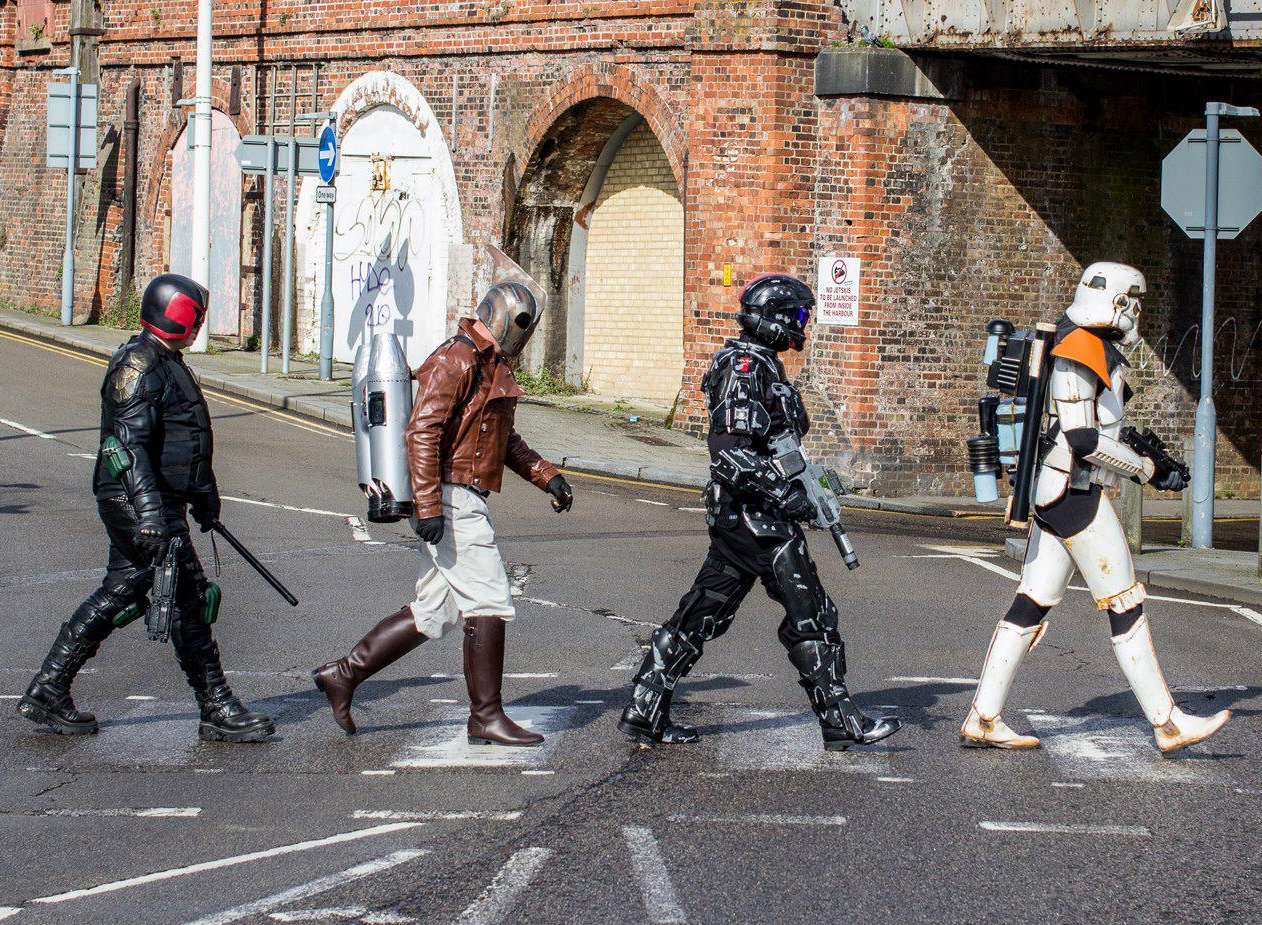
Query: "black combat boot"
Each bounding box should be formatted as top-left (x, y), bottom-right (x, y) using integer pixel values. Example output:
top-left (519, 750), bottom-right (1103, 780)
top-left (618, 626), bottom-right (702, 745)
top-left (787, 640), bottom-right (900, 751)
top-left (17, 604), bottom-right (116, 735)
top-left (174, 624), bottom-right (274, 743)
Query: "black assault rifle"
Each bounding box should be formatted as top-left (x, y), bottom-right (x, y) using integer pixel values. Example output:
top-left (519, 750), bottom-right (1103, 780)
top-left (1119, 427), bottom-right (1189, 484)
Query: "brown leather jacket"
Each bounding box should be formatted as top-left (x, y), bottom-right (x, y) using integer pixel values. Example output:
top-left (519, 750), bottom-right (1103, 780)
top-left (405, 318), bottom-right (560, 519)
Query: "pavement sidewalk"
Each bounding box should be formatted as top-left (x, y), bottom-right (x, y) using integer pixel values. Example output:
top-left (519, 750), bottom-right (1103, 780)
top-left (5, 307), bottom-right (1259, 604)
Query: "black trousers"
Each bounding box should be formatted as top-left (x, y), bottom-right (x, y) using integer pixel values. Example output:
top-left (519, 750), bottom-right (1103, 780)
top-left (663, 518), bottom-right (843, 654)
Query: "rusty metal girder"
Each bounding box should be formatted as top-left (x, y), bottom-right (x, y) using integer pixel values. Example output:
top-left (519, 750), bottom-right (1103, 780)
top-left (843, 0), bottom-right (1261, 47)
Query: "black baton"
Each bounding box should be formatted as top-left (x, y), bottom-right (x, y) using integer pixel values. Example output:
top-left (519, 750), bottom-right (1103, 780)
top-left (211, 521), bottom-right (300, 607)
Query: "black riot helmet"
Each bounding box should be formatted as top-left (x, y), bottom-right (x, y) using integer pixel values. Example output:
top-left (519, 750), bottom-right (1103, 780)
top-left (737, 274), bottom-right (815, 352)
top-left (140, 274), bottom-right (209, 343)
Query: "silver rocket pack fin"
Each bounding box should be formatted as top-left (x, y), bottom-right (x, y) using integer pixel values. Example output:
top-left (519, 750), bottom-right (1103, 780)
top-left (364, 332), bottom-right (415, 524)
top-left (351, 340), bottom-right (373, 497)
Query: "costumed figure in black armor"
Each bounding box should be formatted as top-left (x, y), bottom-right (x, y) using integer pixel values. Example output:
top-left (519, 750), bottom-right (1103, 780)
top-left (17, 274), bottom-right (275, 743)
top-left (618, 274), bottom-right (900, 751)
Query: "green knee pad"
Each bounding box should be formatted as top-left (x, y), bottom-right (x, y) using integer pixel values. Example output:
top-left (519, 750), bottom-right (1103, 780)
top-left (113, 602), bottom-right (145, 628)
top-left (202, 583), bottom-right (222, 625)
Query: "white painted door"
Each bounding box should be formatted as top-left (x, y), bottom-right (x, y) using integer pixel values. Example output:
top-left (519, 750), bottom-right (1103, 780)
top-left (169, 110), bottom-right (242, 337)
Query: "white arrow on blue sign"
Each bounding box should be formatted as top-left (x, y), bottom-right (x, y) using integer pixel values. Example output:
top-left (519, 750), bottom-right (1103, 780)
top-left (318, 125), bottom-right (339, 184)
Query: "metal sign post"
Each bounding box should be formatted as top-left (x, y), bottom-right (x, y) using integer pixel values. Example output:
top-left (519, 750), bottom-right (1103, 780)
top-left (315, 121), bottom-right (339, 381)
top-left (260, 67), bottom-right (277, 374)
top-left (1161, 102), bottom-right (1262, 550)
top-left (48, 60), bottom-right (96, 326)
top-left (280, 66), bottom-right (298, 375)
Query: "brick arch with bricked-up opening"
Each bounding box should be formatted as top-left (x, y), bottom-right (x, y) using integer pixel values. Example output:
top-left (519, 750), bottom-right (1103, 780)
top-left (506, 98), bottom-right (685, 410)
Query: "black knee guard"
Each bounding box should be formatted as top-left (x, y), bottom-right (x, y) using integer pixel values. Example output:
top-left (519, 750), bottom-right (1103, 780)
top-left (1109, 604), bottom-right (1143, 638)
top-left (1005, 594), bottom-right (1051, 629)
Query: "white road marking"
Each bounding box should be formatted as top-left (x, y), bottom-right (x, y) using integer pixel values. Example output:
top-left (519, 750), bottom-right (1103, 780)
top-left (182, 849), bottom-right (428, 925)
top-left (390, 706), bottom-right (573, 770)
top-left (221, 495), bottom-right (356, 519)
top-left (27, 807), bottom-right (201, 818)
top-left (1231, 606), bottom-right (1262, 625)
top-left (0, 695), bottom-right (19, 700)
top-left (270, 909), bottom-right (415, 923)
top-left (1052, 782), bottom-right (1085, 789)
top-left (713, 708), bottom-right (889, 774)
top-left (678, 507), bottom-right (706, 513)
top-left (351, 810), bottom-right (522, 822)
top-left (0, 908), bottom-right (18, 921)
top-left (347, 516), bottom-right (373, 543)
top-left (611, 648), bottom-right (648, 671)
top-left (454, 847), bottom-right (553, 925)
top-left (1027, 714), bottom-right (1209, 783)
top-left (623, 827), bottom-right (686, 924)
top-left (576, 699), bottom-right (604, 705)
top-left (361, 770), bottom-right (397, 777)
top-left (504, 673), bottom-right (556, 679)
top-left (67, 452), bottom-right (97, 460)
top-left (958, 555), bottom-right (1023, 581)
top-left (31, 823), bottom-right (424, 906)
top-left (637, 499), bottom-right (669, 507)
top-left (429, 699), bottom-right (458, 704)
top-left (980, 821), bottom-right (1149, 836)
top-left (671, 813), bottom-right (846, 827)
top-left (919, 544), bottom-right (1002, 557)
top-left (887, 676), bottom-right (978, 685)
top-left (521, 770), bottom-right (554, 776)
top-left (0, 417), bottom-right (56, 440)
top-left (126, 695), bottom-right (156, 701)
top-left (521, 598), bottom-right (560, 608)
top-left (877, 777), bottom-right (915, 784)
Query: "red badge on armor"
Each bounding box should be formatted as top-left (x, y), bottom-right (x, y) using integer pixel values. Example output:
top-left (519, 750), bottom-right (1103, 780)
top-left (737, 355), bottom-right (752, 373)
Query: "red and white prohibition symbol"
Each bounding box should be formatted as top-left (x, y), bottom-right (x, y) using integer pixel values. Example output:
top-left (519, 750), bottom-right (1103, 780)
top-left (831, 260), bottom-right (848, 285)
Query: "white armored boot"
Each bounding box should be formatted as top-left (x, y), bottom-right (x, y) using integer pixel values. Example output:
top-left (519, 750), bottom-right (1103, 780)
top-left (961, 621), bottom-right (1044, 749)
top-left (1111, 614), bottom-right (1231, 754)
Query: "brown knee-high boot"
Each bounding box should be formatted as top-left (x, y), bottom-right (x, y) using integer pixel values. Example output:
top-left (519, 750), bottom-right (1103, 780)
top-left (313, 607), bottom-right (426, 734)
top-left (463, 616), bottom-right (543, 747)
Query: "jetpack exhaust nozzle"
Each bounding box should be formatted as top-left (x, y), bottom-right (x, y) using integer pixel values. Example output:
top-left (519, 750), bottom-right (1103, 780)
top-left (361, 332), bottom-right (416, 524)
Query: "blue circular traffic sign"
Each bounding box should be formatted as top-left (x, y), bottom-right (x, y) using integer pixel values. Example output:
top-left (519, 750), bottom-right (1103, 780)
top-left (318, 125), bottom-right (338, 184)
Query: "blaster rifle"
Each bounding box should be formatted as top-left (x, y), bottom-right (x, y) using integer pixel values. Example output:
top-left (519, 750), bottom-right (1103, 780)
top-left (1119, 427), bottom-right (1189, 483)
top-left (769, 432), bottom-right (860, 571)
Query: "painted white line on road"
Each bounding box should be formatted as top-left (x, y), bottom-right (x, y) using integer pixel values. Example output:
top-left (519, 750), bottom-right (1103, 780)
top-left (637, 499), bottom-right (669, 507)
top-left (391, 707), bottom-right (570, 771)
top-left (67, 452), bottom-right (97, 460)
top-left (611, 648), bottom-right (648, 671)
top-left (576, 699), bottom-right (604, 704)
top-left (361, 770), bottom-right (397, 777)
top-left (521, 597), bottom-right (560, 608)
top-left (182, 849), bottom-right (428, 925)
top-left (32, 823), bottom-right (424, 906)
top-left (352, 810), bottom-right (522, 822)
top-left (671, 814), bottom-right (846, 827)
top-left (220, 495), bottom-right (356, 519)
top-left (504, 673), bottom-right (556, 679)
top-left (0, 695), bottom-right (19, 700)
top-left (126, 695), bottom-right (156, 701)
top-left (623, 827), bottom-right (687, 924)
top-left (429, 699), bottom-right (458, 704)
top-left (1231, 606), bottom-right (1262, 625)
top-left (920, 544), bottom-right (1003, 557)
top-left (0, 417), bottom-right (56, 440)
top-left (887, 676), bottom-right (978, 685)
top-left (347, 516), bottom-right (373, 543)
top-left (877, 777), bottom-right (915, 784)
top-left (270, 909), bottom-right (415, 923)
top-left (521, 770), bottom-right (554, 776)
top-left (29, 807), bottom-right (201, 818)
top-left (1052, 782), bottom-right (1085, 789)
top-left (0, 908), bottom-right (19, 921)
top-left (980, 821), bottom-right (1149, 836)
top-left (679, 507), bottom-right (706, 513)
top-left (959, 556), bottom-right (1023, 581)
top-left (454, 847), bottom-right (553, 925)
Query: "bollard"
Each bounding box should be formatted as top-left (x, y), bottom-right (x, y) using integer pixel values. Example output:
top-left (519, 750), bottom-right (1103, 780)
top-left (1118, 479), bottom-right (1143, 556)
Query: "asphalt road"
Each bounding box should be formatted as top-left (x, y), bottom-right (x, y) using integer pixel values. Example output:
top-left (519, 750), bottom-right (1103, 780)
top-left (1, 330), bottom-right (1260, 925)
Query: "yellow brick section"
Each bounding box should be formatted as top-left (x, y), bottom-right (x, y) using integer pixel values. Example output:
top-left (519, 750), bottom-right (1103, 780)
top-left (583, 122), bottom-right (685, 405)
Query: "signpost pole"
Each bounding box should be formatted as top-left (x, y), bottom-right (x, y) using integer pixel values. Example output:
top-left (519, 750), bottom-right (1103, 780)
top-left (1189, 104), bottom-right (1221, 549)
top-left (59, 52), bottom-right (80, 327)
top-left (320, 192), bottom-right (335, 380)
top-left (260, 66), bottom-right (277, 373)
top-left (188, 0), bottom-right (214, 354)
top-left (280, 65), bottom-right (297, 375)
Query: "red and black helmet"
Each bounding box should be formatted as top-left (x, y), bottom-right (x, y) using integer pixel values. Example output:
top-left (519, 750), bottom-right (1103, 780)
top-left (140, 274), bottom-right (209, 342)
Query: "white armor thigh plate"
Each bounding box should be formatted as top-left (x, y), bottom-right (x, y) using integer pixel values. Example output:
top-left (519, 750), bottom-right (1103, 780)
top-left (1016, 522), bottom-right (1075, 608)
top-left (1061, 495), bottom-right (1144, 612)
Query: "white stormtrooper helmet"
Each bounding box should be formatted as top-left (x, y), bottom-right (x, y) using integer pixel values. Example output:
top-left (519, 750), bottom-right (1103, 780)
top-left (1066, 262), bottom-right (1147, 348)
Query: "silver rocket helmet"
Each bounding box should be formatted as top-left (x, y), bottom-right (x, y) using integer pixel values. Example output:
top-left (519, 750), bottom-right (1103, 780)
top-left (1066, 262), bottom-right (1146, 348)
top-left (475, 282), bottom-right (542, 358)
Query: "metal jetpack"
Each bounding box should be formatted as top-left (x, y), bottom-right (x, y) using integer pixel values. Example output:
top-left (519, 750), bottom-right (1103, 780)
top-left (350, 340), bottom-right (375, 512)
top-left (361, 331), bottom-right (415, 523)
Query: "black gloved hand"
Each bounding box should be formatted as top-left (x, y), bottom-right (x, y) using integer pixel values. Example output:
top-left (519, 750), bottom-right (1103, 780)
top-left (414, 515), bottom-right (445, 545)
top-left (781, 486), bottom-right (816, 522)
top-left (1151, 467), bottom-right (1188, 493)
top-left (134, 518), bottom-right (170, 557)
top-left (191, 484), bottom-right (221, 533)
top-left (546, 475), bottom-right (573, 513)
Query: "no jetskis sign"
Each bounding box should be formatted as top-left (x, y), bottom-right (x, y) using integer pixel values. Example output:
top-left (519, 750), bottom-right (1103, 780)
top-left (817, 255), bottom-right (860, 326)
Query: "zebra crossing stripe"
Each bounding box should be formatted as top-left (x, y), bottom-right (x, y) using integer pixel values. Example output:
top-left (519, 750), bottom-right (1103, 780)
top-left (623, 828), bottom-right (686, 924)
top-left (454, 847), bottom-right (552, 925)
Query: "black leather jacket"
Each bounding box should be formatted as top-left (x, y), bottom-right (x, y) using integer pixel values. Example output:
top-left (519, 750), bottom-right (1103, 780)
top-left (93, 333), bottom-right (216, 518)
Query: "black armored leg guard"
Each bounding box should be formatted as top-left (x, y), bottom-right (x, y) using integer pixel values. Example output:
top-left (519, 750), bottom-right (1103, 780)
top-left (173, 622), bottom-right (275, 743)
top-left (18, 599), bottom-right (119, 735)
top-left (787, 640), bottom-right (900, 751)
top-left (618, 626), bottom-right (703, 745)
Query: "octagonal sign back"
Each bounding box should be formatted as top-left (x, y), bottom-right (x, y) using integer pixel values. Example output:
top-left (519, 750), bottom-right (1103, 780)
top-left (1162, 129), bottom-right (1262, 240)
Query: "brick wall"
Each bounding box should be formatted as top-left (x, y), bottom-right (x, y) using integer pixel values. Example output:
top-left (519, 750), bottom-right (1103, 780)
top-left (0, 0), bottom-right (1256, 496)
top-left (582, 120), bottom-right (684, 404)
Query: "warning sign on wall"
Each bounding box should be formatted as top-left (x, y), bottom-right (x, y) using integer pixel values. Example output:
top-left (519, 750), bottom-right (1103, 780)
top-left (817, 256), bottom-right (860, 326)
